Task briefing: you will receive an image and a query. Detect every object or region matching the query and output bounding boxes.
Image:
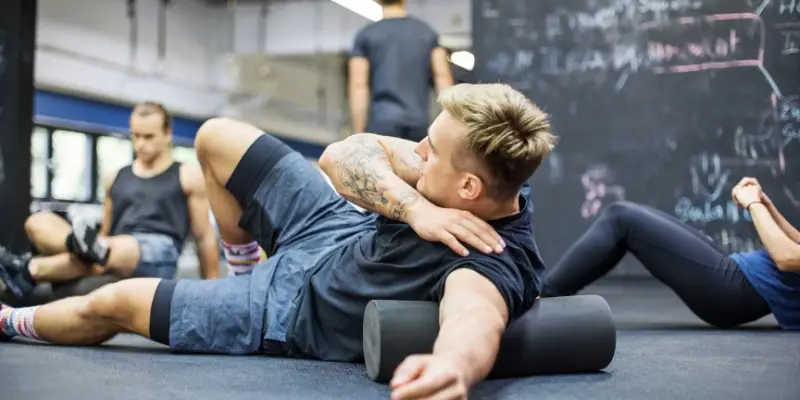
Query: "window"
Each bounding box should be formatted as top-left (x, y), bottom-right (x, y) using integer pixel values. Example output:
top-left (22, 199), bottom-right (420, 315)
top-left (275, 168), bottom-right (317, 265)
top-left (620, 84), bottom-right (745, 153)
top-left (96, 135), bottom-right (134, 202)
top-left (31, 127), bottom-right (49, 199)
top-left (51, 130), bottom-right (92, 201)
top-left (173, 146), bottom-right (199, 167)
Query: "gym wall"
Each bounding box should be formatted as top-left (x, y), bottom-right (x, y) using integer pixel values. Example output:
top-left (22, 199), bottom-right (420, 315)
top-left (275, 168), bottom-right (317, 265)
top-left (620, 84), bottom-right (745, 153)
top-left (473, 0), bottom-right (800, 277)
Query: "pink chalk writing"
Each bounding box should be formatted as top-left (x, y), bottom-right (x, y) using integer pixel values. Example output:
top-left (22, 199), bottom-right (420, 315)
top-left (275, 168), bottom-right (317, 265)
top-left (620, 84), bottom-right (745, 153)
top-left (580, 165), bottom-right (625, 219)
top-left (643, 13), bottom-right (765, 73)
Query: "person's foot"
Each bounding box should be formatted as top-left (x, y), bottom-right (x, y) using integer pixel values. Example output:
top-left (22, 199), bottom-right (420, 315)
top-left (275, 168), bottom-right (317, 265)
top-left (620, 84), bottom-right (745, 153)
top-left (0, 303), bottom-right (13, 341)
top-left (68, 217), bottom-right (109, 264)
top-left (0, 247), bottom-right (34, 300)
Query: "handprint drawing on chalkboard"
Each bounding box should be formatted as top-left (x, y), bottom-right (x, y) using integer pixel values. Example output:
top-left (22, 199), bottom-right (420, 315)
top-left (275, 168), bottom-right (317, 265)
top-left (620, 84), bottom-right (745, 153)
top-left (580, 165), bottom-right (625, 219)
top-left (689, 153), bottom-right (730, 202)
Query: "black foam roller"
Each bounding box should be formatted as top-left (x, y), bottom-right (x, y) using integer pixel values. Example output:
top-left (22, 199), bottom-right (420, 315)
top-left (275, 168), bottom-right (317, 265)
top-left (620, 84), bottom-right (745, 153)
top-left (363, 295), bottom-right (616, 382)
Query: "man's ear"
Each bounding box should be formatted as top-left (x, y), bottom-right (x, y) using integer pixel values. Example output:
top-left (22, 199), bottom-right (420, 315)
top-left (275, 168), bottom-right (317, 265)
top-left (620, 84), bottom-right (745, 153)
top-left (458, 174), bottom-right (483, 200)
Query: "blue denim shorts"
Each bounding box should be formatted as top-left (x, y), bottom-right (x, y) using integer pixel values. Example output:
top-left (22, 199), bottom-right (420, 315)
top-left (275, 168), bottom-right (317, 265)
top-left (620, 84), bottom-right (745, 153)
top-left (167, 135), bottom-right (374, 354)
top-left (130, 233), bottom-right (180, 279)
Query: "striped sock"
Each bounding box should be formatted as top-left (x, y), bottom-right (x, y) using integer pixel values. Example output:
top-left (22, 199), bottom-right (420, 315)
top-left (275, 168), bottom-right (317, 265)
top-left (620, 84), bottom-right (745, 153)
top-left (222, 241), bottom-right (261, 276)
top-left (0, 304), bottom-right (41, 340)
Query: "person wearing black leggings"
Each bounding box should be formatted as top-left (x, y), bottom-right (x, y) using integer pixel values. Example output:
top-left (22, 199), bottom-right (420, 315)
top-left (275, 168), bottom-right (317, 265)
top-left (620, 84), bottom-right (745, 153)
top-left (542, 177), bottom-right (800, 329)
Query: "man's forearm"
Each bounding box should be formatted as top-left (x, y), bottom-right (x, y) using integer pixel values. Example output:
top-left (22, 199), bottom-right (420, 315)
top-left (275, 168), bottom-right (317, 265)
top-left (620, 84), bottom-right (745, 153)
top-left (196, 233), bottom-right (221, 279)
top-left (349, 86), bottom-right (370, 133)
top-left (749, 203), bottom-right (800, 271)
top-left (434, 75), bottom-right (454, 95)
top-left (433, 307), bottom-right (505, 386)
top-left (320, 135), bottom-right (426, 222)
top-left (765, 203), bottom-right (800, 242)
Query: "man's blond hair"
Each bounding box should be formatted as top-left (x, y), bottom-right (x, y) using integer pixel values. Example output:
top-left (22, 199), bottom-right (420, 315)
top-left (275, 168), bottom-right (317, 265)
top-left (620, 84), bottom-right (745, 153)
top-left (439, 83), bottom-right (557, 201)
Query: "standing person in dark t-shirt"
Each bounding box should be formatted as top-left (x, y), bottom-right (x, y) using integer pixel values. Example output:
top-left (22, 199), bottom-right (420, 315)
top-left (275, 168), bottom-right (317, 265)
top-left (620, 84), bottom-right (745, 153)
top-left (0, 84), bottom-right (557, 399)
top-left (0, 102), bottom-right (220, 301)
top-left (349, 0), bottom-right (454, 142)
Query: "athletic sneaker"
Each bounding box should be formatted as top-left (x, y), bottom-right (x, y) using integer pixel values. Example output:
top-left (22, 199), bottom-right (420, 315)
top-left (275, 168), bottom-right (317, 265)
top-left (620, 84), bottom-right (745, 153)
top-left (69, 217), bottom-right (109, 265)
top-left (0, 246), bottom-right (34, 300)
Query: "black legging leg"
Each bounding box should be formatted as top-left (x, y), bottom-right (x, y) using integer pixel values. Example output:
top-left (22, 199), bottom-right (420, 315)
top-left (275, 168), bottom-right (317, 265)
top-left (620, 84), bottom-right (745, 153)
top-left (543, 201), bottom-right (771, 328)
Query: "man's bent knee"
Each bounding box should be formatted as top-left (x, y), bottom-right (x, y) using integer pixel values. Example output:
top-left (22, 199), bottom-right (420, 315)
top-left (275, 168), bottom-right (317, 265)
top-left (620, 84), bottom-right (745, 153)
top-left (26, 212), bottom-right (53, 235)
top-left (195, 117), bottom-right (236, 157)
top-left (602, 201), bottom-right (640, 222)
top-left (84, 278), bottom-right (161, 334)
top-left (84, 283), bottom-right (132, 322)
top-left (195, 117), bottom-right (267, 184)
top-left (25, 211), bottom-right (71, 254)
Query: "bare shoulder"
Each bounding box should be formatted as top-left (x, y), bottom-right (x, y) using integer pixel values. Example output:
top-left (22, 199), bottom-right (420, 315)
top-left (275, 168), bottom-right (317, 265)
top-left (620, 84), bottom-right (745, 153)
top-left (179, 163), bottom-right (206, 196)
top-left (102, 164), bottom-right (127, 191)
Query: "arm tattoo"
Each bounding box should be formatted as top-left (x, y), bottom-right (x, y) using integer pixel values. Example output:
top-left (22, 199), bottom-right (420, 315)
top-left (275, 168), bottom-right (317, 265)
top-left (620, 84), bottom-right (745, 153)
top-left (334, 138), bottom-right (393, 208)
top-left (390, 190), bottom-right (421, 221)
top-left (331, 136), bottom-right (423, 220)
top-left (391, 148), bottom-right (423, 184)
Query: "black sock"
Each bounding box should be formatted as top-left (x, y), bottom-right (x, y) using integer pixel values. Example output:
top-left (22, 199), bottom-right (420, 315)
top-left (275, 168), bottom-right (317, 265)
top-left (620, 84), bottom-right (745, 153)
top-left (65, 232), bottom-right (76, 253)
top-left (20, 261), bottom-right (36, 285)
top-left (98, 248), bottom-right (111, 266)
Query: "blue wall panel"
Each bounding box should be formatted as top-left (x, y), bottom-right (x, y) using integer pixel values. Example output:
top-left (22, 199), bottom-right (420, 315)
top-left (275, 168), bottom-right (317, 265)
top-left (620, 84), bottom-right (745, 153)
top-left (33, 89), bottom-right (327, 158)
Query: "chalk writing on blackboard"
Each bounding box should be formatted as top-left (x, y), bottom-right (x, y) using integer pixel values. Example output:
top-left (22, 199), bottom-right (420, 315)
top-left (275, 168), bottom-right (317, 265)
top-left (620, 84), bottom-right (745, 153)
top-left (689, 153), bottom-right (730, 202)
top-left (706, 228), bottom-right (760, 253)
top-left (546, 152), bottom-right (563, 183)
top-left (779, 0), bottom-right (800, 15)
top-left (675, 153), bottom-right (753, 225)
top-left (643, 14), bottom-right (764, 73)
top-left (580, 165), bottom-right (626, 219)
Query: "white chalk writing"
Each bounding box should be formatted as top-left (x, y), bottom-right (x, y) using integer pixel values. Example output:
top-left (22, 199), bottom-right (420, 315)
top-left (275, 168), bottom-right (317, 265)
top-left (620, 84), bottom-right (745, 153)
top-left (780, 30), bottom-right (800, 55)
top-left (546, 152), bottom-right (563, 183)
top-left (637, 0), bottom-right (703, 14)
top-left (674, 198), bottom-right (753, 224)
top-left (538, 45), bottom-right (643, 75)
top-left (707, 229), bottom-right (761, 253)
top-left (779, 0), bottom-right (800, 15)
top-left (689, 153), bottom-right (730, 202)
top-left (779, 95), bottom-right (800, 145)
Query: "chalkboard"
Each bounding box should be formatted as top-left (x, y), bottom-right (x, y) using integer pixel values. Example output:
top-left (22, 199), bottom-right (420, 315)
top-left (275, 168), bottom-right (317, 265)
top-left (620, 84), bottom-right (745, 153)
top-left (473, 0), bottom-right (800, 276)
top-left (0, 0), bottom-right (36, 253)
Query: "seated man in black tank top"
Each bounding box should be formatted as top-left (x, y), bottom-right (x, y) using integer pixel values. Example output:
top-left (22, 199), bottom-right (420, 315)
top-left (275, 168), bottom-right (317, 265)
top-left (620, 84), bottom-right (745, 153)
top-left (0, 102), bottom-right (221, 301)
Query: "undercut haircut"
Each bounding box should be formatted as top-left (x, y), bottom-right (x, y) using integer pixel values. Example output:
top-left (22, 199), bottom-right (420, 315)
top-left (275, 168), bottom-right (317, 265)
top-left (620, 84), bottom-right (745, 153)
top-left (439, 83), bottom-right (558, 201)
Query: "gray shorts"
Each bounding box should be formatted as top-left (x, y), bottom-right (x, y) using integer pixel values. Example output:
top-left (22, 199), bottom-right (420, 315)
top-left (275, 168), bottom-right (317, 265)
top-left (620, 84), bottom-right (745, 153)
top-left (166, 135), bottom-right (375, 354)
top-left (130, 233), bottom-right (180, 279)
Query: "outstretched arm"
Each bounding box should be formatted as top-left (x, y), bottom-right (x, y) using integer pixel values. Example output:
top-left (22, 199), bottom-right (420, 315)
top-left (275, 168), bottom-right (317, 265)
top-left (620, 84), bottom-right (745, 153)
top-left (319, 133), bottom-right (424, 221)
top-left (433, 268), bottom-right (508, 386)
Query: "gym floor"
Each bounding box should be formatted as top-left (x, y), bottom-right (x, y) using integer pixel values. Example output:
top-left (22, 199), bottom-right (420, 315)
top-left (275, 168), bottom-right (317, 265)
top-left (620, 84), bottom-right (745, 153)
top-left (2, 279), bottom-right (797, 399)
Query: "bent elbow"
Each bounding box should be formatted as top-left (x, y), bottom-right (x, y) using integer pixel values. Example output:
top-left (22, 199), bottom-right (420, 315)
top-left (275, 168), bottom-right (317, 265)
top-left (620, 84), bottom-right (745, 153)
top-left (774, 252), bottom-right (800, 272)
top-left (318, 147), bottom-right (337, 172)
top-left (319, 141), bottom-right (348, 171)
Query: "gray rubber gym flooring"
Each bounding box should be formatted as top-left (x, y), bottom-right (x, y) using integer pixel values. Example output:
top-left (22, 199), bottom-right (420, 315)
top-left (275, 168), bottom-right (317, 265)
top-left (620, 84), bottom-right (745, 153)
top-left (1, 279), bottom-right (798, 399)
